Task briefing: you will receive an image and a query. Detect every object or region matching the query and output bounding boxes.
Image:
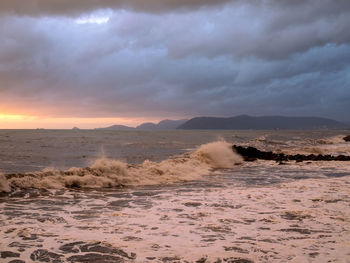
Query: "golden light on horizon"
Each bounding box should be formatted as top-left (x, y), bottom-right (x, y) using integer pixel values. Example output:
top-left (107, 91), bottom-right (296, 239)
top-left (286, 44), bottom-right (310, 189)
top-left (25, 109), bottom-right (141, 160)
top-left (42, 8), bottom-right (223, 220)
top-left (0, 114), bottom-right (26, 121)
top-left (0, 113), bottom-right (155, 129)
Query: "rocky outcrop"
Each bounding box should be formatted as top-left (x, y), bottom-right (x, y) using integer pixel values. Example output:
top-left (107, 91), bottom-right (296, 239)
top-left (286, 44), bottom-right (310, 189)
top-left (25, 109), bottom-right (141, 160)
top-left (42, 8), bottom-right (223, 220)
top-left (343, 135), bottom-right (350, 142)
top-left (232, 145), bottom-right (350, 162)
top-left (30, 249), bottom-right (63, 263)
top-left (1, 251), bottom-right (20, 258)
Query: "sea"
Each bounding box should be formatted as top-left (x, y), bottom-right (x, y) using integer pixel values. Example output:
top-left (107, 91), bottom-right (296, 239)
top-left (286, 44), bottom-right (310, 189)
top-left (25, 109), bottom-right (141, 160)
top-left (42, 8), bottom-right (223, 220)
top-left (0, 129), bottom-right (350, 263)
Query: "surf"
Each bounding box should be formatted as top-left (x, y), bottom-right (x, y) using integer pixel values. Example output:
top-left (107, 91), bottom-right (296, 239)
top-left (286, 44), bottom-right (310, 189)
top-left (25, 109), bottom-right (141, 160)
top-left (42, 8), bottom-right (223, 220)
top-left (0, 141), bottom-right (242, 192)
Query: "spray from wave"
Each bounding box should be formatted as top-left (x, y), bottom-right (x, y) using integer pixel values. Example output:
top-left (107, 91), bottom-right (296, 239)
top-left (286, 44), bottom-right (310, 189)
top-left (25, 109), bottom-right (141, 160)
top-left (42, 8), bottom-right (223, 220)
top-left (0, 141), bottom-right (242, 192)
top-left (283, 135), bottom-right (350, 156)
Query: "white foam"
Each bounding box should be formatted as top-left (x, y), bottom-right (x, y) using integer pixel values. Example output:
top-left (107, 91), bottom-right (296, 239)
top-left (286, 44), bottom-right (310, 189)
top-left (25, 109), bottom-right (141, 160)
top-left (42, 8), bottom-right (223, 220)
top-left (3, 175), bottom-right (349, 262)
top-left (0, 174), bottom-right (10, 192)
top-left (2, 141), bottom-right (243, 191)
top-left (193, 140), bottom-right (243, 168)
top-left (316, 135), bottom-right (348, 145)
top-left (285, 143), bottom-right (350, 156)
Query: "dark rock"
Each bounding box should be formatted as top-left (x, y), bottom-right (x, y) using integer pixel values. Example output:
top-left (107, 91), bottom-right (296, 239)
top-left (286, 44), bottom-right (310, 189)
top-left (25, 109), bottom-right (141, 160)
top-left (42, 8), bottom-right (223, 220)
top-left (59, 242), bottom-right (135, 260)
top-left (80, 242), bottom-right (132, 259)
top-left (223, 258), bottom-right (254, 263)
top-left (335, 155), bottom-right (349, 161)
top-left (22, 234), bottom-right (38, 240)
top-left (343, 135), bottom-right (350, 142)
top-left (280, 228), bottom-right (311, 234)
top-left (67, 253), bottom-right (124, 263)
top-left (325, 199), bottom-right (342, 203)
top-left (309, 252), bottom-right (319, 258)
top-left (1, 251), bottom-right (20, 258)
top-left (59, 241), bottom-right (85, 253)
top-left (281, 211), bottom-right (312, 221)
top-left (8, 242), bottom-right (31, 249)
top-left (196, 257), bottom-right (207, 263)
top-left (8, 260), bottom-right (25, 263)
top-left (258, 227), bottom-right (270, 230)
top-left (160, 256), bottom-right (181, 262)
top-left (233, 145), bottom-right (350, 162)
top-left (30, 249), bottom-right (63, 263)
top-left (183, 202), bottom-right (202, 207)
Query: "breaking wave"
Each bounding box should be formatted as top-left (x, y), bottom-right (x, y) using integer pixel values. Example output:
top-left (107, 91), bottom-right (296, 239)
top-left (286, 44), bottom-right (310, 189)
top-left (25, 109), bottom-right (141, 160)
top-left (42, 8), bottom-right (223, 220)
top-left (316, 135), bottom-right (348, 145)
top-left (0, 141), bottom-right (242, 192)
top-left (283, 135), bottom-right (350, 156)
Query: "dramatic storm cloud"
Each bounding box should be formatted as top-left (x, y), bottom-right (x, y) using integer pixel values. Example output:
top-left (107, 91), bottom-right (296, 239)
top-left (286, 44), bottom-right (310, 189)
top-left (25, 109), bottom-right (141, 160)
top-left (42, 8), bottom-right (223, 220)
top-left (0, 0), bottom-right (349, 126)
top-left (0, 0), bottom-right (230, 15)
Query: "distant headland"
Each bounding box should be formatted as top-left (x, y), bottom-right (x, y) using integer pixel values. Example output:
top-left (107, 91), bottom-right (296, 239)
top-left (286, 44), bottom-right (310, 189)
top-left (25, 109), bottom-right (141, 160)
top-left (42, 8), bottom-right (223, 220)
top-left (96, 115), bottom-right (348, 130)
top-left (95, 119), bottom-right (188, 131)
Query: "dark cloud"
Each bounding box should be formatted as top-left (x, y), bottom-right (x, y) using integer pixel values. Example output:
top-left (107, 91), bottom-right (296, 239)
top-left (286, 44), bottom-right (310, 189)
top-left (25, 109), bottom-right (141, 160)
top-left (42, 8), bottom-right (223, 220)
top-left (163, 1), bottom-right (350, 59)
top-left (0, 0), bottom-right (230, 16)
top-left (0, 1), bottom-right (349, 122)
top-left (0, 0), bottom-right (349, 18)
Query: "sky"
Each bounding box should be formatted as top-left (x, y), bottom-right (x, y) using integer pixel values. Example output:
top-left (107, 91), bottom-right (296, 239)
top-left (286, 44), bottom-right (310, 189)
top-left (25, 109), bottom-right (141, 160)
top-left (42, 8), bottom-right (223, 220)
top-left (0, 0), bottom-right (349, 128)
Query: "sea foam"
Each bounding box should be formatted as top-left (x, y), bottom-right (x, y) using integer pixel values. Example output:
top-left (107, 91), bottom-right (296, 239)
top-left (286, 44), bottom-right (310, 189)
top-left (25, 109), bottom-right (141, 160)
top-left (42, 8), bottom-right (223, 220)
top-left (1, 141), bottom-right (242, 191)
top-left (0, 174), bottom-right (10, 192)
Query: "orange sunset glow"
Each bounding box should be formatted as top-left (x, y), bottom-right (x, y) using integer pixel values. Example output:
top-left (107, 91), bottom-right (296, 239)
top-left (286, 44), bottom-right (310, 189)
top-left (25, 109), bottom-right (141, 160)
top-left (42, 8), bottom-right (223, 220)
top-left (0, 113), bottom-right (150, 129)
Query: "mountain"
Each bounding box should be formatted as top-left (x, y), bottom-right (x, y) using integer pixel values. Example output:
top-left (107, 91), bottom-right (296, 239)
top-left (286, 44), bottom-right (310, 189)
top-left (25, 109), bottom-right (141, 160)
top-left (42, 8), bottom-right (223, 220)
top-left (95, 124), bottom-right (135, 131)
top-left (95, 119), bottom-right (188, 131)
top-left (136, 122), bottom-right (157, 130)
top-left (136, 119), bottom-right (188, 130)
top-left (157, 119), bottom-right (189, 130)
top-left (177, 115), bottom-right (348, 130)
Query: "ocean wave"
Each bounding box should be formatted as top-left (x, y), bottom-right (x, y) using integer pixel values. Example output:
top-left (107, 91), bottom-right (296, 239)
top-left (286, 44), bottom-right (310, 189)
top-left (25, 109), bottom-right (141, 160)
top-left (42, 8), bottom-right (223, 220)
top-left (283, 135), bottom-right (350, 156)
top-left (0, 141), bottom-right (242, 192)
top-left (253, 136), bottom-right (287, 145)
top-left (316, 135), bottom-right (347, 145)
